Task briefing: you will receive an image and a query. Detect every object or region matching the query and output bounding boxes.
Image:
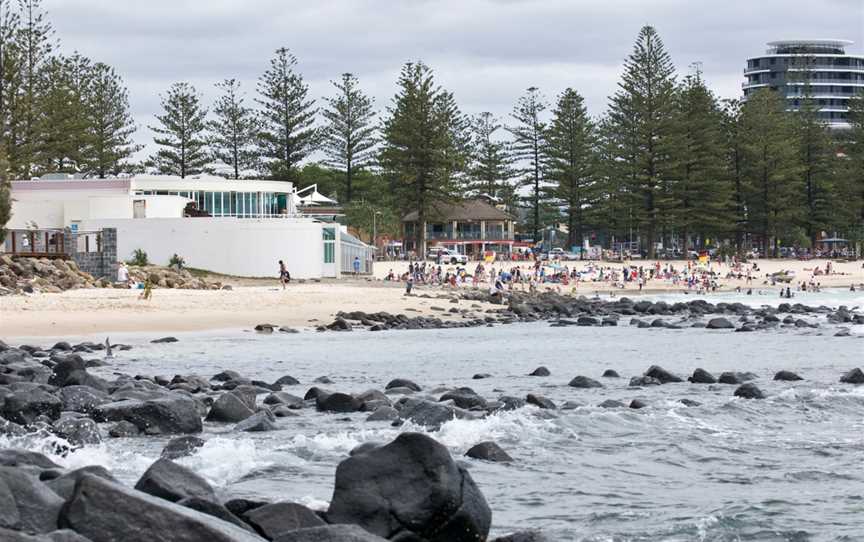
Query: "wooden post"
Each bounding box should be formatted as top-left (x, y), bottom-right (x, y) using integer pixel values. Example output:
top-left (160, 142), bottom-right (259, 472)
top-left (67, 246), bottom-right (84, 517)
top-left (11, 231), bottom-right (16, 253)
top-left (85, 235), bottom-right (89, 253)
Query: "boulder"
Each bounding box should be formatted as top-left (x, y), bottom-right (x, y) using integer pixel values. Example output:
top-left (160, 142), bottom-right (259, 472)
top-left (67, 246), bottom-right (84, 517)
top-left (134, 458), bottom-right (218, 503)
top-left (601, 370), bottom-right (620, 378)
top-left (439, 388), bottom-right (487, 410)
top-left (0, 466), bottom-right (65, 533)
top-left (679, 398), bottom-right (701, 407)
top-left (644, 365), bottom-right (683, 384)
top-left (58, 386), bottom-right (109, 414)
top-left (206, 393), bottom-right (256, 423)
top-left (44, 465), bottom-right (116, 501)
top-left (273, 375), bottom-right (300, 386)
top-left (397, 399), bottom-right (473, 430)
top-left (706, 317), bottom-right (734, 329)
top-left (629, 376), bottom-right (661, 387)
top-left (60, 474), bottom-right (265, 541)
top-left (629, 399), bottom-right (648, 409)
top-left (161, 436), bottom-right (206, 460)
top-left (2, 388), bottom-right (62, 425)
top-left (177, 497), bottom-right (257, 533)
top-left (384, 379), bottom-right (421, 392)
top-left (734, 383), bottom-right (765, 399)
top-left (465, 441), bottom-right (513, 463)
top-left (151, 337), bottom-right (179, 344)
top-left (496, 396), bottom-right (526, 411)
top-left (491, 532), bottom-right (549, 542)
top-left (95, 395), bottom-right (202, 435)
top-left (598, 399), bottom-right (626, 409)
top-left (0, 449), bottom-right (60, 470)
top-left (316, 392), bottom-right (362, 413)
top-left (52, 417), bottom-right (101, 446)
top-left (366, 406), bottom-right (399, 422)
top-left (568, 376), bottom-right (603, 389)
top-left (242, 502), bottom-right (326, 540)
top-left (273, 525), bottom-right (388, 542)
top-left (717, 372), bottom-right (755, 385)
top-left (528, 367), bottom-right (550, 377)
top-left (688, 368), bottom-right (717, 384)
top-left (108, 421), bottom-right (140, 438)
top-left (48, 355), bottom-right (107, 391)
top-left (526, 394), bottom-right (555, 409)
top-left (235, 410), bottom-right (278, 432)
top-left (773, 370), bottom-right (803, 382)
top-left (263, 392), bottom-right (304, 408)
top-left (0, 528), bottom-right (92, 541)
top-left (327, 432), bottom-right (491, 542)
top-left (840, 368), bottom-right (864, 384)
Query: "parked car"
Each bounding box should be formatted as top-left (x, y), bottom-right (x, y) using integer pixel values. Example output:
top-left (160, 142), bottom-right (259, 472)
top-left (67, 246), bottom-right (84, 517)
top-left (426, 246), bottom-right (446, 260)
top-left (545, 248), bottom-right (579, 261)
top-left (437, 249), bottom-right (468, 265)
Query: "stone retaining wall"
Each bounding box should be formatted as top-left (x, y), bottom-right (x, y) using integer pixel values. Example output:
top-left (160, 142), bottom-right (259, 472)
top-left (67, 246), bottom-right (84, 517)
top-left (63, 227), bottom-right (117, 279)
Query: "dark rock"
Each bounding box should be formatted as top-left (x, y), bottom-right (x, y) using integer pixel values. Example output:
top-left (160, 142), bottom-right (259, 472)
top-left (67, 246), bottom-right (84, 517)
top-left (644, 365), bottom-right (683, 384)
top-left (314, 376), bottom-right (334, 384)
top-left (734, 383), bottom-right (765, 399)
top-left (108, 420), bottom-right (140, 437)
top-left (58, 386), bottom-right (109, 414)
top-left (326, 432), bottom-right (491, 542)
top-left (61, 474), bottom-right (264, 541)
top-left (134, 458), bottom-right (218, 503)
top-left (317, 392), bottom-right (362, 413)
top-left (2, 388), bottom-right (62, 425)
top-left (840, 368), bottom-right (864, 384)
top-left (472, 373), bottom-right (492, 380)
top-left (384, 379), bottom-right (421, 392)
top-left (598, 399), bottom-right (626, 409)
top-left (272, 525), bottom-right (388, 542)
top-left (243, 502), bottom-right (326, 540)
top-left (560, 401), bottom-right (583, 410)
top-left (206, 392), bottom-right (255, 422)
top-left (48, 355), bottom-right (107, 391)
top-left (601, 370), bottom-right (620, 378)
top-left (225, 498), bottom-right (270, 517)
top-left (568, 376), bottom-right (603, 388)
top-left (629, 376), bottom-right (661, 387)
top-left (439, 388), bottom-right (487, 410)
top-left (717, 372), bottom-right (751, 385)
top-left (629, 399), bottom-right (648, 409)
top-left (161, 436), bottom-right (206, 460)
top-left (304, 387), bottom-right (331, 401)
top-left (235, 410), bottom-right (278, 432)
top-left (366, 406), bottom-right (399, 422)
top-left (0, 449), bottom-right (60, 470)
top-left (465, 441), bottom-right (513, 463)
top-left (273, 375), bottom-right (300, 386)
top-left (95, 395), bottom-right (202, 435)
top-left (263, 392), bottom-right (304, 408)
top-left (350, 442), bottom-right (382, 456)
top-left (679, 399), bottom-right (701, 407)
top-left (52, 417), bottom-right (101, 446)
top-left (177, 497), bottom-right (257, 533)
top-left (0, 466), bottom-right (65, 533)
top-left (773, 370), bottom-right (803, 382)
top-left (528, 367), bottom-right (550, 377)
top-left (151, 337), bottom-right (179, 344)
top-left (526, 394), bottom-right (555, 409)
top-left (44, 465), bottom-right (116, 501)
top-left (397, 399), bottom-right (474, 430)
top-left (706, 317), bottom-right (734, 329)
top-left (688, 368), bottom-right (717, 384)
top-left (496, 396), bottom-right (526, 411)
top-left (212, 370), bottom-right (243, 382)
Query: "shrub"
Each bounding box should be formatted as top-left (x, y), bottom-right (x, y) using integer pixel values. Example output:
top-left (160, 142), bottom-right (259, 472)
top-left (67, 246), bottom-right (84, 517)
top-left (129, 249), bottom-right (149, 267)
top-left (169, 253), bottom-right (185, 270)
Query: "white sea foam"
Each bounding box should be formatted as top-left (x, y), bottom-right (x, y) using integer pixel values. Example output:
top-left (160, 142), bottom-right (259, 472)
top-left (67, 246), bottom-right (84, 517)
top-left (177, 437), bottom-right (264, 488)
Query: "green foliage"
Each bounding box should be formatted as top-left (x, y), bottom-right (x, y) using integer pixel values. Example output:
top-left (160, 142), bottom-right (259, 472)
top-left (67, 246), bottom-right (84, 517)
top-left (168, 253), bottom-right (185, 269)
top-left (342, 200), bottom-right (400, 243)
top-left (379, 61), bottom-right (469, 254)
top-left (467, 112), bottom-right (516, 207)
top-left (508, 86), bottom-right (548, 240)
top-left (545, 88), bottom-right (598, 250)
top-left (738, 88), bottom-right (803, 257)
top-left (149, 82), bottom-right (209, 178)
top-left (256, 47), bottom-right (318, 182)
top-left (208, 78), bottom-right (259, 179)
top-left (83, 63), bottom-right (141, 178)
top-left (671, 72), bottom-right (731, 251)
top-left (605, 25), bottom-right (682, 258)
top-left (321, 73), bottom-right (377, 202)
top-left (129, 248), bottom-right (148, 267)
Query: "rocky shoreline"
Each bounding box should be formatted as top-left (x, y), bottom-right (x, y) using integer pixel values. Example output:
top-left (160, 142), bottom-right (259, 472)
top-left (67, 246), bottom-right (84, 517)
top-left (307, 290), bottom-right (864, 336)
top-left (2, 334), bottom-right (864, 541)
top-left (0, 255), bottom-right (227, 295)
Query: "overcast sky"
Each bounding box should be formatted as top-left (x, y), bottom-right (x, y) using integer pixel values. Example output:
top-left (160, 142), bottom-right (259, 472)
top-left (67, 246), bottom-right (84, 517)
top-left (46, 0), bottom-right (864, 157)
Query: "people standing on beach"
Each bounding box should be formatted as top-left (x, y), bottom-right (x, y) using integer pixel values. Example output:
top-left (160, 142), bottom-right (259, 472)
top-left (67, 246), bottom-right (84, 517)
top-left (279, 260), bottom-right (290, 289)
top-left (353, 256), bottom-right (361, 276)
top-left (116, 262), bottom-right (131, 287)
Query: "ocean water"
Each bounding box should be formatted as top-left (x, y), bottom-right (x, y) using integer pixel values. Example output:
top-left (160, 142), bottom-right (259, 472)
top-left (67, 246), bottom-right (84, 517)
top-left (4, 290), bottom-right (864, 541)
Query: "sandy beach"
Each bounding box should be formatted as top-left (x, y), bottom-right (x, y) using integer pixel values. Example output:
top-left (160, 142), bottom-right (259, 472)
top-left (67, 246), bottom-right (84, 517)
top-left (2, 258), bottom-right (862, 338)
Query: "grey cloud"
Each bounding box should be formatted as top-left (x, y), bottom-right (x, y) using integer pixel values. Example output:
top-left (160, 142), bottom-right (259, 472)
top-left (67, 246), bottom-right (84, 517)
top-left (44, 0), bottom-right (864, 156)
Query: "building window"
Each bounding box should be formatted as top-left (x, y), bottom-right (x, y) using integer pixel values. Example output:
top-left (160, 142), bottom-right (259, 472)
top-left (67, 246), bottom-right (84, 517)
top-left (323, 227), bottom-right (335, 264)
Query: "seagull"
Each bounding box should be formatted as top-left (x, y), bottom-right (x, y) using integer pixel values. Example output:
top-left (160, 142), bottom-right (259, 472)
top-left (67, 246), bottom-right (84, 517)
top-left (105, 337), bottom-right (113, 359)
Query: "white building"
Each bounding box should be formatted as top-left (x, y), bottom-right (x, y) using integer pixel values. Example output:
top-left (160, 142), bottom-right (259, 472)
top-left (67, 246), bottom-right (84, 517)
top-left (5, 174), bottom-right (372, 279)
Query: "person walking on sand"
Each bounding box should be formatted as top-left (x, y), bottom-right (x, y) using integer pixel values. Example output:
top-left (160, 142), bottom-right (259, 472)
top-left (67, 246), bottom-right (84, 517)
top-left (353, 256), bottom-right (361, 276)
top-left (279, 260), bottom-right (291, 289)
